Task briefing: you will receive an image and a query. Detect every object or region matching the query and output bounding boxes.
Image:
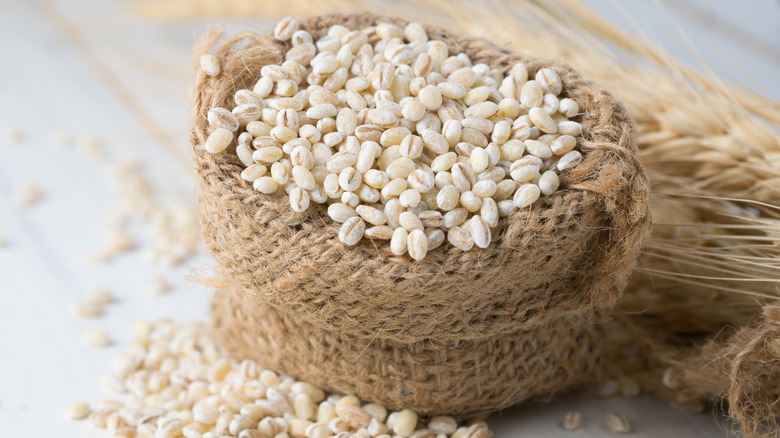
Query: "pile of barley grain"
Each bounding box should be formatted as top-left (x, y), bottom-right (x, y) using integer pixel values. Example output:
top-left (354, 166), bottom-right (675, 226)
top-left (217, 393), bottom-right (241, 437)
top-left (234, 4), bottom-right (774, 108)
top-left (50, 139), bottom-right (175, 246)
top-left (78, 319), bottom-right (491, 438)
top-left (203, 17), bottom-right (583, 260)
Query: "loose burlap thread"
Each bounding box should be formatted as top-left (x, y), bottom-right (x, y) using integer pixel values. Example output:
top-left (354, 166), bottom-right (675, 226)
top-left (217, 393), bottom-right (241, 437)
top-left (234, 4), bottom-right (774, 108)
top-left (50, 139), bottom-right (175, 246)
top-left (190, 13), bottom-right (651, 415)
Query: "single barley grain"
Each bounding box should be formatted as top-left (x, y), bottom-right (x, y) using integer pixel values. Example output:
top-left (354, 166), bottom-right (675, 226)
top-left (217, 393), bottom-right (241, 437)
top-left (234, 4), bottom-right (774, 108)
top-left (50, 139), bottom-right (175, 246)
top-left (562, 411), bottom-right (583, 431)
top-left (274, 17), bottom-right (299, 41)
top-left (85, 330), bottom-right (111, 348)
top-left (407, 229), bottom-right (428, 260)
top-left (205, 128), bottom-right (233, 154)
top-left (535, 68), bottom-right (562, 95)
top-left (393, 409), bottom-right (418, 438)
top-left (557, 150), bottom-right (583, 171)
top-left (339, 216), bottom-right (365, 245)
top-left (559, 98), bottom-right (579, 118)
top-left (68, 401), bottom-right (90, 420)
top-left (200, 54), bottom-right (220, 77)
top-left (513, 184), bottom-right (541, 208)
top-left (87, 289), bottom-right (114, 306)
top-left (208, 107), bottom-right (240, 132)
top-left (390, 227), bottom-right (409, 255)
top-left (538, 170), bottom-right (560, 196)
top-left (605, 412), bottom-right (631, 434)
top-left (662, 368), bottom-right (680, 389)
top-left (73, 301), bottom-right (103, 318)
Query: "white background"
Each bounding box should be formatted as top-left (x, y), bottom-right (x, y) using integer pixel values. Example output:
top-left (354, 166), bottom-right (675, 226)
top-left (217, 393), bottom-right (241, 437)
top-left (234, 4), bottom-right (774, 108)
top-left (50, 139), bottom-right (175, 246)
top-left (1, 0), bottom-right (778, 436)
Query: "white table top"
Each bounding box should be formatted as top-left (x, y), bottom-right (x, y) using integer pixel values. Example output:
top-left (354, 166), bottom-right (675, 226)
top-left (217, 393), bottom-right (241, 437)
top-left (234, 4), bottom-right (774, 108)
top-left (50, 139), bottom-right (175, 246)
top-left (3, 0), bottom-right (777, 436)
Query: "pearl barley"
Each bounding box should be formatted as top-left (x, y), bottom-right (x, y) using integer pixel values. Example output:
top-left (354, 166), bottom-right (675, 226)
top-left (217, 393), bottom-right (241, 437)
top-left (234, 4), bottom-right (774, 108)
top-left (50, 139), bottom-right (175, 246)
top-left (81, 319), bottom-right (489, 438)
top-left (200, 54), bottom-right (220, 77)
top-left (68, 401), bottom-right (90, 420)
top-left (203, 17), bottom-right (585, 259)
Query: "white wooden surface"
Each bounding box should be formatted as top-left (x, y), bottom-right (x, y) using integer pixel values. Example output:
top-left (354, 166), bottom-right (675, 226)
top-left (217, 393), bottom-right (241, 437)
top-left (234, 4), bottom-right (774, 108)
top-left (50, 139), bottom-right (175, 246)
top-left (2, 0), bottom-right (777, 436)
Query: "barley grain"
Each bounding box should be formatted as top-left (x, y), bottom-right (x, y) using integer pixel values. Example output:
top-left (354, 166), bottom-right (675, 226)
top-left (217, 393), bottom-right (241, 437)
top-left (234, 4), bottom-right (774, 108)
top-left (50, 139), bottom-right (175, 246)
top-left (605, 413), bottom-right (630, 434)
top-left (289, 187), bottom-right (310, 213)
top-left (87, 289), bottom-right (114, 306)
top-left (393, 409), bottom-right (418, 438)
top-left (254, 177), bottom-right (279, 194)
top-left (557, 150), bottom-right (583, 170)
top-left (338, 217), bottom-right (365, 245)
top-left (356, 205), bottom-right (386, 226)
top-left (520, 80), bottom-right (543, 108)
top-left (662, 368), bottom-right (680, 389)
top-left (562, 411), bottom-right (582, 431)
top-left (85, 330), bottom-right (111, 348)
top-left (557, 120), bottom-right (582, 136)
top-left (513, 184), bottom-right (541, 208)
top-left (274, 17), bottom-right (299, 41)
top-left (399, 211), bottom-right (423, 231)
top-left (447, 226), bottom-right (474, 251)
top-left (341, 191), bottom-right (359, 207)
top-left (535, 68), bottom-right (562, 95)
top-left (407, 229), bottom-right (428, 260)
top-left (205, 128), bottom-right (233, 154)
top-left (200, 54), bottom-right (220, 76)
top-left (538, 170), bottom-right (560, 196)
top-left (68, 401), bottom-right (90, 420)
top-left (208, 108), bottom-right (239, 132)
top-left (365, 225), bottom-right (394, 240)
top-left (559, 98), bottom-right (579, 118)
top-left (528, 107), bottom-right (557, 134)
top-left (425, 229), bottom-right (445, 250)
top-left (390, 227), bottom-right (408, 255)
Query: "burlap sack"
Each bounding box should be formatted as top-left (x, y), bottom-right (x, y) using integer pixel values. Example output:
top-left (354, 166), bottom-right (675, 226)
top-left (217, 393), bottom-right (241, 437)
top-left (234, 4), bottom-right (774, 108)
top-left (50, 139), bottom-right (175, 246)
top-left (190, 13), bottom-right (651, 415)
top-left (212, 284), bottom-right (607, 416)
top-left (191, 12), bottom-right (651, 344)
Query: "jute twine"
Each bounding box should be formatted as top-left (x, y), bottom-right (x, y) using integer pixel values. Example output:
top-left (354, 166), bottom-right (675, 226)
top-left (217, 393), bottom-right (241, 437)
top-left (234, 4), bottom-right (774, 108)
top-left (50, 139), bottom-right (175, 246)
top-left (190, 13), bottom-right (651, 415)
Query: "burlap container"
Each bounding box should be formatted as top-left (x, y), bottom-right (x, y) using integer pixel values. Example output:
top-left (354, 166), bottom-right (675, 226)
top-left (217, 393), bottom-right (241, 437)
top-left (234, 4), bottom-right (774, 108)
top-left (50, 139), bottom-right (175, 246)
top-left (191, 13), bottom-right (651, 415)
top-left (213, 285), bottom-right (607, 416)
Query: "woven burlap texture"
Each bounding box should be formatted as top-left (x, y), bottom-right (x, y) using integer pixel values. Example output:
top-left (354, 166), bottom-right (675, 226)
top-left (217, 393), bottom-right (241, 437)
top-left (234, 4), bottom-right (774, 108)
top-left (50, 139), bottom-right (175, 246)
top-left (190, 13), bottom-right (652, 347)
top-left (212, 284), bottom-right (607, 416)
